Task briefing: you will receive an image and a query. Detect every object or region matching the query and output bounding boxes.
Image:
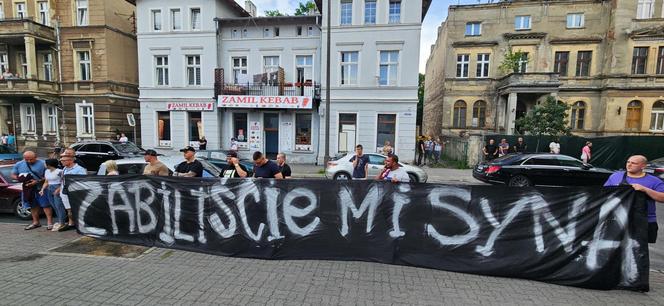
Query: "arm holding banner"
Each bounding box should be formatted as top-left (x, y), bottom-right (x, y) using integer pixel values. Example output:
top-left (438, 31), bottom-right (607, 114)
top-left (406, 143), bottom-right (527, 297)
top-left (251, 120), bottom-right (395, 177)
top-left (632, 184), bottom-right (664, 202)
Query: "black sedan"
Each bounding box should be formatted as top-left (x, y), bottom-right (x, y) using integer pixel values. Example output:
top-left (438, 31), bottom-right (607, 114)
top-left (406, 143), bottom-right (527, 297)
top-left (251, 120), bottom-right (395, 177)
top-left (195, 150), bottom-right (254, 177)
top-left (645, 157), bottom-right (664, 180)
top-left (473, 153), bottom-right (613, 187)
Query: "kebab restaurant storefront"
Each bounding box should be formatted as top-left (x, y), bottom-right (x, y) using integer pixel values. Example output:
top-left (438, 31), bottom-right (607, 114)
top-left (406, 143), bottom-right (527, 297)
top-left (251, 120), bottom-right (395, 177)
top-left (217, 93), bottom-right (320, 163)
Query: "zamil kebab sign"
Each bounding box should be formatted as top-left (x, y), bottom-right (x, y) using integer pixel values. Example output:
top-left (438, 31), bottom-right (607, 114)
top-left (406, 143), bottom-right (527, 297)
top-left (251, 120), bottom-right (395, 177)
top-left (218, 95), bottom-right (312, 109)
top-left (167, 102), bottom-right (215, 111)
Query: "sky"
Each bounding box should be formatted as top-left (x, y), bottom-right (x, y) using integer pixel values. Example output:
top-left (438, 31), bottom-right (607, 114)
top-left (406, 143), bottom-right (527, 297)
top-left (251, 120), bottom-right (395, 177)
top-left (234, 0), bottom-right (484, 73)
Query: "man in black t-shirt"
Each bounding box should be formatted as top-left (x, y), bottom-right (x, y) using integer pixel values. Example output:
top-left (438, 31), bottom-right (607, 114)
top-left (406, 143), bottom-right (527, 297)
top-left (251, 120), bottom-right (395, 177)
top-left (174, 146), bottom-right (204, 177)
top-left (349, 144), bottom-right (369, 179)
top-left (221, 151), bottom-right (248, 178)
top-left (276, 153), bottom-right (292, 178)
top-left (416, 136), bottom-right (425, 166)
top-left (513, 137), bottom-right (527, 154)
top-left (483, 139), bottom-right (499, 161)
top-left (252, 151), bottom-right (283, 179)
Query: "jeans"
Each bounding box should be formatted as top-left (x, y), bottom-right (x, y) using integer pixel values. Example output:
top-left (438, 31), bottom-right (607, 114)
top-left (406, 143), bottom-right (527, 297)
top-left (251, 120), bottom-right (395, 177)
top-left (47, 184), bottom-right (66, 224)
top-left (433, 151), bottom-right (441, 163)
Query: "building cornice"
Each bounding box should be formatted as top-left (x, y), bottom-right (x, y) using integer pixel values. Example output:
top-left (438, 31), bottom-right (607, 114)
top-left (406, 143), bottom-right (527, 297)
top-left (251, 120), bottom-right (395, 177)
top-left (550, 37), bottom-right (603, 44)
top-left (503, 32), bottom-right (546, 40)
top-left (452, 41), bottom-right (499, 48)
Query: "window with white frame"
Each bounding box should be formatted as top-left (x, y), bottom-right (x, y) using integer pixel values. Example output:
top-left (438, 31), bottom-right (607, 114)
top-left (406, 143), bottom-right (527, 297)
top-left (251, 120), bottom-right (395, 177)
top-left (341, 51), bottom-right (358, 85)
top-left (476, 53), bottom-right (490, 78)
top-left (296, 55), bottom-right (313, 83)
top-left (0, 52), bottom-right (8, 74)
top-left (379, 51), bottom-right (398, 86)
top-left (76, 102), bottom-right (94, 137)
top-left (0, 2), bottom-right (4, 20)
top-left (517, 52), bottom-right (529, 73)
top-left (232, 57), bottom-right (247, 84)
top-left (20, 104), bottom-right (36, 134)
top-left (263, 56), bottom-right (279, 84)
top-left (295, 113), bottom-right (312, 148)
top-left (231, 29), bottom-right (239, 38)
top-left (365, 0), bottom-right (376, 24)
top-left (43, 53), bottom-right (52, 81)
top-left (38, 1), bottom-right (49, 25)
top-left (637, 0), bottom-right (655, 19)
top-left (340, 0), bottom-right (352, 25)
top-left (242, 28), bottom-right (248, 38)
top-left (389, 1), bottom-right (401, 24)
top-left (465, 22), bottom-right (481, 36)
top-left (514, 15), bottom-right (530, 30)
top-left (186, 55), bottom-right (201, 86)
top-left (171, 8), bottom-right (181, 31)
top-left (263, 28), bottom-right (272, 38)
top-left (42, 104), bottom-right (58, 134)
top-left (155, 55), bottom-right (169, 86)
top-left (651, 101), bottom-right (664, 131)
top-left (77, 51), bottom-right (91, 81)
top-left (76, 0), bottom-right (88, 26)
top-left (18, 52), bottom-right (27, 77)
top-left (566, 13), bottom-right (584, 28)
top-left (152, 10), bottom-right (162, 31)
top-left (307, 26), bottom-right (314, 36)
top-left (190, 8), bottom-right (201, 30)
top-left (456, 54), bottom-right (469, 78)
top-left (15, 2), bottom-right (26, 19)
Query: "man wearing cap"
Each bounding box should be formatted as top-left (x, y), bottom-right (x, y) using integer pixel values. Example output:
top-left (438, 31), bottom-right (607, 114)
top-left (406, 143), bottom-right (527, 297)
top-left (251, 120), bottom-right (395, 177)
top-left (221, 151), bottom-right (248, 178)
top-left (143, 149), bottom-right (170, 176)
top-left (174, 146), bottom-right (204, 177)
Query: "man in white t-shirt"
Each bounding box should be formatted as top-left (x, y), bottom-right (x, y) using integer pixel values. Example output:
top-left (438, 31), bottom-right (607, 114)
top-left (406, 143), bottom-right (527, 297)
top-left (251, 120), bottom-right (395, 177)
top-left (549, 139), bottom-right (561, 154)
top-left (376, 154), bottom-right (410, 183)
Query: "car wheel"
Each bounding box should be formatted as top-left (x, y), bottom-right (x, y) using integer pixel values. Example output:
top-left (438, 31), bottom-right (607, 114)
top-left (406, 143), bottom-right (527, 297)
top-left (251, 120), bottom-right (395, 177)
top-left (508, 175), bottom-right (531, 187)
top-left (14, 199), bottom-right (31, 220)
top-left (408, 173), bottom-right (418, 183)
top-left (333, 172), bottom-right (352, 180)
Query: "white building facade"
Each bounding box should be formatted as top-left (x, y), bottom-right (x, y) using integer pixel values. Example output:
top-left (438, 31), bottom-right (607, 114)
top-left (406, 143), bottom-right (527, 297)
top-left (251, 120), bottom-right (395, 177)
top-left (317, 0), bottom-right (430, 163)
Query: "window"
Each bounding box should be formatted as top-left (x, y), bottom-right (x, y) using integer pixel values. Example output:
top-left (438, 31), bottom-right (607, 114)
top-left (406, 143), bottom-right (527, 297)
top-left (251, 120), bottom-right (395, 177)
top-left (570, 101), bottom-right (586, 130)
top-left (38, 1), bottom-right (49, 25)
top-left (465, 22), bottom-right (481, 36)
top-left (186, 55), bottom-right (201, 86)
top-left (650, 101), bottom-right (664, 131)
top-left (295, 113), bottom-right (312, 148)
top-left (263, 56), bottom-right (279, 84)
top-left (231, 29), bottom-right (239, 38)
top-left (190, 8), bottom-right (201, 30)
top-left (296, 26), bottom-right (303, 36)
top-left (576, 51), bottom-right (592, 77)
top-left (18, 52), bottom-right (27, 77)
top-left (20, 104), bottom-right (36, 134)
top-left (307, 26), bottom-right (314, 36)
top-left (232, 57), bottom-right (247, 84)
top-left (242, 28), bottom-right (248, 38)
top-left (517, 53), bottom-right (529, 73)
top-left (0, 2), bottom-right (4, 20)
top-left (379, 51), bottom-right (398, 86)
top-left (151, 10), bottom-right (162, 31)
top-left (566, 13), bottom-right (584, 28)
top-left (472, 101), bottom-right (486, 128)
top-left (15, 2), bottom-right (26, 19)
top-left (274, 27), bottom-right (280, 37)
top-left (632, 47), bottom-right (648, 75)
top-left (171, 8), bottom-right (181, 31)
top-left (557, 156), bottom-right (584, 168)
top-left (389, 1), bottom-right (401, 24)
top-left (42, 104), bottom-right (57, 134)
top-left (157, 111), bottom-right (171, 146)
top-left (368, 154), bottom-right (385, 165)
top-left (43, 53), bottom-right (53, 81)
top-left (233, 113), bottom-right (248, 142)
top-left (456, 54), bottom-right (469, 78)
top-left (626, 100), bottom-right (643, 129)
top-left (341, 51), bottom-right (358, 85)
top-left (476, 54), bottom-right (490, 78)
top-left (296, 55), bottom-right (313, 83)
top-left (637, 0), bottom-right (655, 19)
top-left (0, 52), bottom-right (7, 74)
top-left (453, 100), bottom-right (467, 128)
top-left (514, 15), bottom-right (530, 30)
top-left (77, 51), bottom-right (91, 81)
top-left (263, 28), bottom-right (272, 38)
top-left (554, 51), bottom-right (569, 76)
top-left (76, 102), bottom-right (94, 136)
top-left (340, 0), bottom-right (352, 25)
top-left (364, 0), bottom-right (376, 24)
top-left (76, 0), bottom-right (88, 26)
top-left (658, 47), bottom-right (664, 75)
top-left (524, 157), bottom-right (559, 166)
top-left (377, 114), bottom-right (396, 152)
top-left (188, 112), bottom-right (201, 144)
top-left (155, 56), bottom-right (168, 86)
top-left (338, 113), bottom-right (357, 153)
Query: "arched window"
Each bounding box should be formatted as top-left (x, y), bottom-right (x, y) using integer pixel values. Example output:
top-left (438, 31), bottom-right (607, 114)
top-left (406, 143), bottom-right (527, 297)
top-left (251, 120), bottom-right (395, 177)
top-left (650, 100), bottom-right (664, 131)
top-left (472, 100), bottom-right (486, 128)
top-left (571, 101), bottom-right (586, 130)
top-left (453, 100), bottom-right (467, 128)
top-left (626, 100), bottom-right (643, 129)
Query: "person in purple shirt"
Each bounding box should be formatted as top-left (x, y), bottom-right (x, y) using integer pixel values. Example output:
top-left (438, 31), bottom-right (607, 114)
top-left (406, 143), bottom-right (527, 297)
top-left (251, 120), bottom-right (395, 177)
top-left (604, 155), bottom-right (664, 243)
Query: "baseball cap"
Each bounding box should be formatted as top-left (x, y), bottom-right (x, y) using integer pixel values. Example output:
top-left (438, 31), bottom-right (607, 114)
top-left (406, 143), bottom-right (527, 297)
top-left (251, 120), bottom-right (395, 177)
top-left (179, 146), bottom-right (196, 153)
top-left (144, 149), bottom-right (158, 156)
top-left (227, 151), bottom-right (238, 158)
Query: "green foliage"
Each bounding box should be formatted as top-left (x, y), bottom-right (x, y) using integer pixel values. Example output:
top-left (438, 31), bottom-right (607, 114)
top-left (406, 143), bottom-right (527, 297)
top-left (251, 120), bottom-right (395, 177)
top-left (264, 10), bottom-right (285, 17)
top-left (417, 73), bottom-right (424, 126)
top-left (516, 95), bottom-right (571, 143)
top-left (499, 49), bottom-right (529, 74)
top-left (294, 1), bottom-right (318, 16)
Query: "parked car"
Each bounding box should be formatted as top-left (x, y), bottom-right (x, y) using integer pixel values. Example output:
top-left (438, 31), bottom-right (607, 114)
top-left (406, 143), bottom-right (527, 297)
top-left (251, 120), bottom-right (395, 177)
top-left (70, 141), bottom-right (146, 172)
top-left (645, 157), bottom-right (664, 181)
top-left (473, 153), bottom-right (613, 187)
top-left (0, 163), bottom-right (31, 220)
top-left (0, 144), bottom-right (21, 163)
top-left (97, 156), bottom-right (222, 177)
top-left (195, 150), bottom-right (254, 176)
top-left (325, 153), bottom-right (428, 183)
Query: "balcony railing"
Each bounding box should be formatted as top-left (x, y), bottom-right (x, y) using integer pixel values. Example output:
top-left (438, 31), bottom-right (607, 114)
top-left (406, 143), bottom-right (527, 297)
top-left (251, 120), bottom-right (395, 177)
top-left (220, 82), bottom-right (320, 98)
top-left (0, 79), bottom-right (58, 95)
top-left (0, 17), bottom-right (56, 42)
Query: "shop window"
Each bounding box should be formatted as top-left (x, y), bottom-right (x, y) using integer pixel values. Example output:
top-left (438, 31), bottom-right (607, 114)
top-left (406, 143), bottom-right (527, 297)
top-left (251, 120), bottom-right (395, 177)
top-left (188, 112), bottom-right (202, 145)
top-left (157, 111), bottom-right (171, 147)
top-left (295, 113), bottom-right (312, 151)
top-left (376, 114), bottom-right (396, 153)
top-left (233, 113), bottom-right (248, 143)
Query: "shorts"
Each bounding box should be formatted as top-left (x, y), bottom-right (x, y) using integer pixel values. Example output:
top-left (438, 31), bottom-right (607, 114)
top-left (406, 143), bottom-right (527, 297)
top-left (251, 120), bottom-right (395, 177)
top-left (649, 222), bottom-right (658, 244)
top-left (61, 194), bottom-right (71, 210)
top-left (22, 191), bottom-right (50, 209)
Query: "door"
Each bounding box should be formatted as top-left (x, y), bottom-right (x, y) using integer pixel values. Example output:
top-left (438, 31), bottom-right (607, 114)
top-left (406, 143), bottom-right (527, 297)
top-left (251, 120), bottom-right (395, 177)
top-left (521, 156), bottom-right (562, 186)
top-left (264, 113), bottom-right (279, 160)
top-left (367, 154), bottom-right (386, 178)
top-left (338, 113), bottom-right (357, 153)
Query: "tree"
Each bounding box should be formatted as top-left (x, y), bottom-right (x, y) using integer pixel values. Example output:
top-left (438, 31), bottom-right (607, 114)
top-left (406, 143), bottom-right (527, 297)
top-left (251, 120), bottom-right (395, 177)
top-left (294, 1), bottom-right (317, 16)
top-left (265, 10), bottom-right (285, 17)
top-left (499, 48), bottom-right (529, 74)
top-left (515, 96), bottom-right (571, 151)
top-left (417, 73), bottom-right (425, 126)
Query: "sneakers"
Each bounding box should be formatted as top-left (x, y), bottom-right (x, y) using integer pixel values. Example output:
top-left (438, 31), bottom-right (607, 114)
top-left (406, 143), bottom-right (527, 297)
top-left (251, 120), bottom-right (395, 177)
top-left (51, 223), bottom-right (63, 232)
top-left (57, 224), bottom-right (75, 232)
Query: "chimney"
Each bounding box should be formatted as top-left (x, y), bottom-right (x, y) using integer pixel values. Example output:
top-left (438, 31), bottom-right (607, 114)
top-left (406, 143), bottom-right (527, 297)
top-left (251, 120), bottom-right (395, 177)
top-left (245, 0), bottom-right (257, 17)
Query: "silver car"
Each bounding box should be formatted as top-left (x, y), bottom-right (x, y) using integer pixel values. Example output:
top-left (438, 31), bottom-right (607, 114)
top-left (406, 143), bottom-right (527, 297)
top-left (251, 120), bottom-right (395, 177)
top-left (325, 153), bottom-right (428, 183)
top-left (97, 156), bottom-right (222, 177)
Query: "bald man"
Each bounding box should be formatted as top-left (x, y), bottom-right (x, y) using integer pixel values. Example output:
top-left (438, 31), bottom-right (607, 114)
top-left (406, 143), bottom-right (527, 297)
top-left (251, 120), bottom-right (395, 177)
top-left (11, 151), bottom-right (52, 230)
top-left (604, 155), bottom-right (664, 243)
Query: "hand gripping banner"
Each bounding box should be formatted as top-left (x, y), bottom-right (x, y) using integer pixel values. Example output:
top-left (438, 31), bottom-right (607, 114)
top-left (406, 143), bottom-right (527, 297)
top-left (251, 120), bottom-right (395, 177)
top-left (65, 176), bottom-right (650, 291)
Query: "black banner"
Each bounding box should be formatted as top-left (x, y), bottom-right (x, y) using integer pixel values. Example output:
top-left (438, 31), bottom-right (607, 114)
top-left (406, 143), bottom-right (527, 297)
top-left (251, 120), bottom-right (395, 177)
top-left (65, 176), bottom-right (649, 291)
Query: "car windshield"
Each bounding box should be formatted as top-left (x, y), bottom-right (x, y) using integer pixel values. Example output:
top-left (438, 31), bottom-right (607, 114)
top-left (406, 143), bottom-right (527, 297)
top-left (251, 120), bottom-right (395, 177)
top-left (0, 167), bottom-right (18, 183)
top-left (115, 142), bottom-right (144, 154)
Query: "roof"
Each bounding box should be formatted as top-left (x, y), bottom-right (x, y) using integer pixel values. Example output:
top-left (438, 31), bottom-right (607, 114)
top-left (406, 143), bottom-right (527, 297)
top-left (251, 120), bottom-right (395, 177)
top-left (132, 0), bottom-right (249, 17)
top-left (314, 0), bottom-right (431, 21)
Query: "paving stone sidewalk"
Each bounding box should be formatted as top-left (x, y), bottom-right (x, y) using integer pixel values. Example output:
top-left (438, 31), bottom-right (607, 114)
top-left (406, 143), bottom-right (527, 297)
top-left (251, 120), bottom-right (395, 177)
top-left (1, 224), bottom-right (664, 305)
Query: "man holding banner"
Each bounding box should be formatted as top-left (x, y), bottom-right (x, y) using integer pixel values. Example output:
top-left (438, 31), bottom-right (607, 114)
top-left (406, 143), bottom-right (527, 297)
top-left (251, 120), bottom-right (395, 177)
top-left (377, 155), bottom-right (410, 183)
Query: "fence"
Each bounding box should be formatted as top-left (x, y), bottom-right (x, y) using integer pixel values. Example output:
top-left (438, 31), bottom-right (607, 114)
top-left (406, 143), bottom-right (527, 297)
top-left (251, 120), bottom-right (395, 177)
top-left (441, 136), bottom-right (470, 165)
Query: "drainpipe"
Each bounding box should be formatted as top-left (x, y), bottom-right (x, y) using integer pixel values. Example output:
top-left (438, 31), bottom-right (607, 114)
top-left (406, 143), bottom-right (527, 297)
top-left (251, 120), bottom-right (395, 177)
top-left (55, 18), bottom-right (66, 147)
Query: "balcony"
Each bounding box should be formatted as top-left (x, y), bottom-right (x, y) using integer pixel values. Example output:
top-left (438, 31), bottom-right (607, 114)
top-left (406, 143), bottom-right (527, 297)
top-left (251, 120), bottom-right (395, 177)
top-left (220, 82), bottom-right (321, 99)
top-left (0, 18), bottom-right (56, 43)
top-left (496, 73), bottom-right (562, 93)
top-left (0, 79), bottom-right (58, 97)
